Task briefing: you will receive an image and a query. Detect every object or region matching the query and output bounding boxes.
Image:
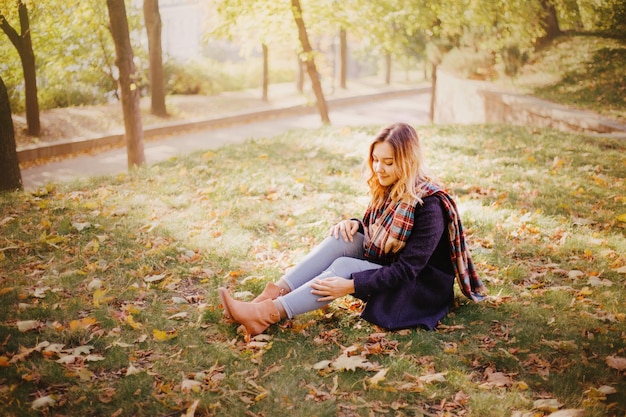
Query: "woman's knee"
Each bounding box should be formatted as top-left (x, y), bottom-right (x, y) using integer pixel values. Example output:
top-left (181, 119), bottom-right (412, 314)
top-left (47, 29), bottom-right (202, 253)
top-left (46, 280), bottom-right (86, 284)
top-left (320, 234), bottom-right (363, 257)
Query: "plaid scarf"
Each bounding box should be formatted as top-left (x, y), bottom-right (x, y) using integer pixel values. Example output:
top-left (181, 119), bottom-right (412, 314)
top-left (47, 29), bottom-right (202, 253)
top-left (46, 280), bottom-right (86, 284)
top-left (362, 182), bottom-right (487, 302)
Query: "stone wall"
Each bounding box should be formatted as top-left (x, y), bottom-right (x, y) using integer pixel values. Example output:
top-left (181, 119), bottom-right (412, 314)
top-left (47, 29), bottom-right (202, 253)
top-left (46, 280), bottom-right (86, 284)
top-left (433, 70), bottom-right (626, 137)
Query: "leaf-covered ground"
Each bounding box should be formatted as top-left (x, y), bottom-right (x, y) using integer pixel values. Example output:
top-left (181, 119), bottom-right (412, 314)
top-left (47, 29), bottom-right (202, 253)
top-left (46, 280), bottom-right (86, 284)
top-left (1, 124), bottom-right (625, 416)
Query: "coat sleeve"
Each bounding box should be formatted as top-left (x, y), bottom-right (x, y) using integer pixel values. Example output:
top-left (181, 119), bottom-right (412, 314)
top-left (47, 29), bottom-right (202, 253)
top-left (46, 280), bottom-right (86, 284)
top-left (351, 196), bottom-right (446, 300)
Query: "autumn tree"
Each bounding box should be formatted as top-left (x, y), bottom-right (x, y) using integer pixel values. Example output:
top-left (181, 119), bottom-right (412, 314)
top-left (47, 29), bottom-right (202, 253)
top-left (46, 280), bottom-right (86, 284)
top-left (143, 0), bottom-right (167, 117)
top-left (0, 0), bottom-right (40, 136)
top-left (290, 0), bottom-right (330, 124)
top-left (208, 0), bottom-right (296, 102)
top-left (0, 75), bottom-right (22, 192)
top-left (107, 0), bottom-right (145, 168)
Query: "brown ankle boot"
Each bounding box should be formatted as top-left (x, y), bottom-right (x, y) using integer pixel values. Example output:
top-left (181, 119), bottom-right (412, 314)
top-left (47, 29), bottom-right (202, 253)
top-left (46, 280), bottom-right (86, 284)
top-left (252, 282), bottom-right (289, 303)
top-left (218, 287), bottom-right (281, 337)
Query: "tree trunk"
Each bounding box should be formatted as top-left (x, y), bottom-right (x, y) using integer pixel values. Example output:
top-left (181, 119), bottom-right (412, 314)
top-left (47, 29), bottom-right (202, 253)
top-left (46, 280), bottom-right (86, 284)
top-left (429, 63), bottom-right (437, 123)
top-left (384, 52), bottom-right (392, 85)
top-left (261, 43), bottom-right (269, 101)
top-left (290, 0), bottom-right (330, 125)
top-left (0, 1), bottom-right (41, 137)
top-left (143, 0), bottom-right (167, 117)
top-left (107, 0), bottom-right (146, 169)
top-left (339, 28), bottom-right (347, 89)
top-left (536, 0), bottom-right (561, 48)
top-left (0, 76), bottom-right (23, 192)
top-left (296, 55), bottom-right (304, 93)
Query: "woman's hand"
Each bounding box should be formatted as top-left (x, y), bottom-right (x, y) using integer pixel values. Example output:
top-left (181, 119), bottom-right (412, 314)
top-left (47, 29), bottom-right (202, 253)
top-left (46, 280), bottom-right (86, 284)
top-left (310, 277), bottom-right (355, 302)
top-left (329, 219), bottom-right (359, 242)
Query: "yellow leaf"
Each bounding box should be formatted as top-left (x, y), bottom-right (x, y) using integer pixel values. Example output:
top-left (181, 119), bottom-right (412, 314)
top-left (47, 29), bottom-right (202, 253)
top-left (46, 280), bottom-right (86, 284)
top-left (93, 289), bottom-right (112, 307)
top-left (616, 213), bottom-right (626, 223)
top-left (0, 356), bottom-right (10, 367)
top-left (125, 314), bottom-right (142, 329)
top-left (152, 329), bottom-right (177, 341)
top-left (181, 400), bottom-right (200, 417)
top-left (0, 287), bottom-right (14, 296)
top-left (69, 317), bottom-right (98, 331)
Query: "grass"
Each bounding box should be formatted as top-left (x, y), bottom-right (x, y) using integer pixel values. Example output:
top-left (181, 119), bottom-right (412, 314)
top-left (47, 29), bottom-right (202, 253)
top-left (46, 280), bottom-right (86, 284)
top-left (1, 123), bottom-right (625, 416)
top-left (499, 35), bottom-right (626, 123)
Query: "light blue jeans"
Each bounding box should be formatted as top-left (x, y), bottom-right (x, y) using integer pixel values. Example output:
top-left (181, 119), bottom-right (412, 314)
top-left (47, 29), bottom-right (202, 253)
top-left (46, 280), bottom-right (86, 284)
top-left (278, 233), bottom-right (382, 318)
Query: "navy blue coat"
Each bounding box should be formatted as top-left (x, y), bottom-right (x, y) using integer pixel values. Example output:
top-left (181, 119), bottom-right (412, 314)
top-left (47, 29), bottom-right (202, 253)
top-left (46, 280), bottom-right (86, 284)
top-left (352, 195), bottom-right (455, 330)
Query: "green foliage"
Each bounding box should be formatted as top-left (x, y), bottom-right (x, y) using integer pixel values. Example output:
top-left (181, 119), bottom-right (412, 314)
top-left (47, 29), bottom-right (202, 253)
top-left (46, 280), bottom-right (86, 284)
top-left (163, 57), bottom-right (294, 96)
top-left (441, 46), bottom-right (496, 80)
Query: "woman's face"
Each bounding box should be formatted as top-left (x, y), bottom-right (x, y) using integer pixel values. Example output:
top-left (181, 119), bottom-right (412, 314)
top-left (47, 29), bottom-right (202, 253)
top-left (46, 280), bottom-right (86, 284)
top-left (372, 141), bottom-right (398, 187)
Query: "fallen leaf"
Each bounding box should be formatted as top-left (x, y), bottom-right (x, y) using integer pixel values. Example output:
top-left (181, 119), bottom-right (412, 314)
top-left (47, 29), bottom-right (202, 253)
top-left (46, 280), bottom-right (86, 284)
top-left (153, 328), bottom-right (177, 341)
top-left (87, 278), bottom-right (102, 290)
top-left (93, 288), bottom-right (113, 307)
top-left (126, 364), bottom-right (142, 376)
top-left (31, 395), bottom-right (56, 410)
top-left (419, 372), bottom-right (447, 384)
top-left (144, 274), bottom-right (166, 283)
top-left (368, 368), bottom-right (388, 385)
top-left (167, 312), bottom-right (188, 320)
top-left (56, 355), bottom-right (79, 365)
top-left (0, 287), bottom-right (14, 295)
top-left (596, 385), bottom-right (617, 395)
top-left (312, 360), bottom-right (332, 370)
top-left (605, 355), bottom-right (626, 371)
top-left (70, 317), bottom-right (98, 331)
top-left (486, 371), bottom-right (513, 387)
top-left (331, 352), bottom-right (378, 371)
top-left (534, 398), bottom-right (563, 412)
top-left (181, 400), bottom-right (200, 417)
top-left (73, 345), bottom-right (94, 356)
top-left (75, 367), bottom-right (95, 381)
top-left (541, 339), bottom-right (577, 352)
top-left (587, 276), bottom-right (613, 287)
top-left (181, 378), bottom-right (202, 393)
top-left (454, 390), bottom-right (470, 405)
top-left (17, 320), bottom-right (40, 332)
top-left (567, 270), bottom-right (584, 279)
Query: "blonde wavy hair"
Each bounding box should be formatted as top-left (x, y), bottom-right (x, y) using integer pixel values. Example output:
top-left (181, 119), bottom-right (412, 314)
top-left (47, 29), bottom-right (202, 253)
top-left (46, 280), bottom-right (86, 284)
top-left (366, 123), bottom-right (429, 207)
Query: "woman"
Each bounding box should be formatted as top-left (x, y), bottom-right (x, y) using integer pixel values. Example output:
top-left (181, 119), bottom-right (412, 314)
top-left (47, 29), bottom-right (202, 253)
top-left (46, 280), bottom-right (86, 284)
top-left (219, 122), bottom-right (486, 338)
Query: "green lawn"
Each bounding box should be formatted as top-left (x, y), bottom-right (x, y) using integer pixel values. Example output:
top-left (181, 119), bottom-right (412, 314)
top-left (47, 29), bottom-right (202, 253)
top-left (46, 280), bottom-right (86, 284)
top-left (1, 124), bottom-right (625, 416)
top-left (500, 35), bottom-right (626, 123)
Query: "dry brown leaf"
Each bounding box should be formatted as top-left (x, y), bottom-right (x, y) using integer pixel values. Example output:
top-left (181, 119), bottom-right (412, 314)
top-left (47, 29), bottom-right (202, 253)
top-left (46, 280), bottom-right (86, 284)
top-left (605, 355), bottom-right (626, 371)
top-left (331, 352), bottom-right (378, 371)
top-left (534, 398), bottom-right (563, 412)
top-left (486, 371), bottom-right (513, 387)
top-left (419, 372), bottom-right (447, 384)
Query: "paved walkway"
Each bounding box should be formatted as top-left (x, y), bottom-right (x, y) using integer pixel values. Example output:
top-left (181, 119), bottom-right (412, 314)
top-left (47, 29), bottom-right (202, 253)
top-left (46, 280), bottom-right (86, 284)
top-left (21, 86), bottom-right (431, 190)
